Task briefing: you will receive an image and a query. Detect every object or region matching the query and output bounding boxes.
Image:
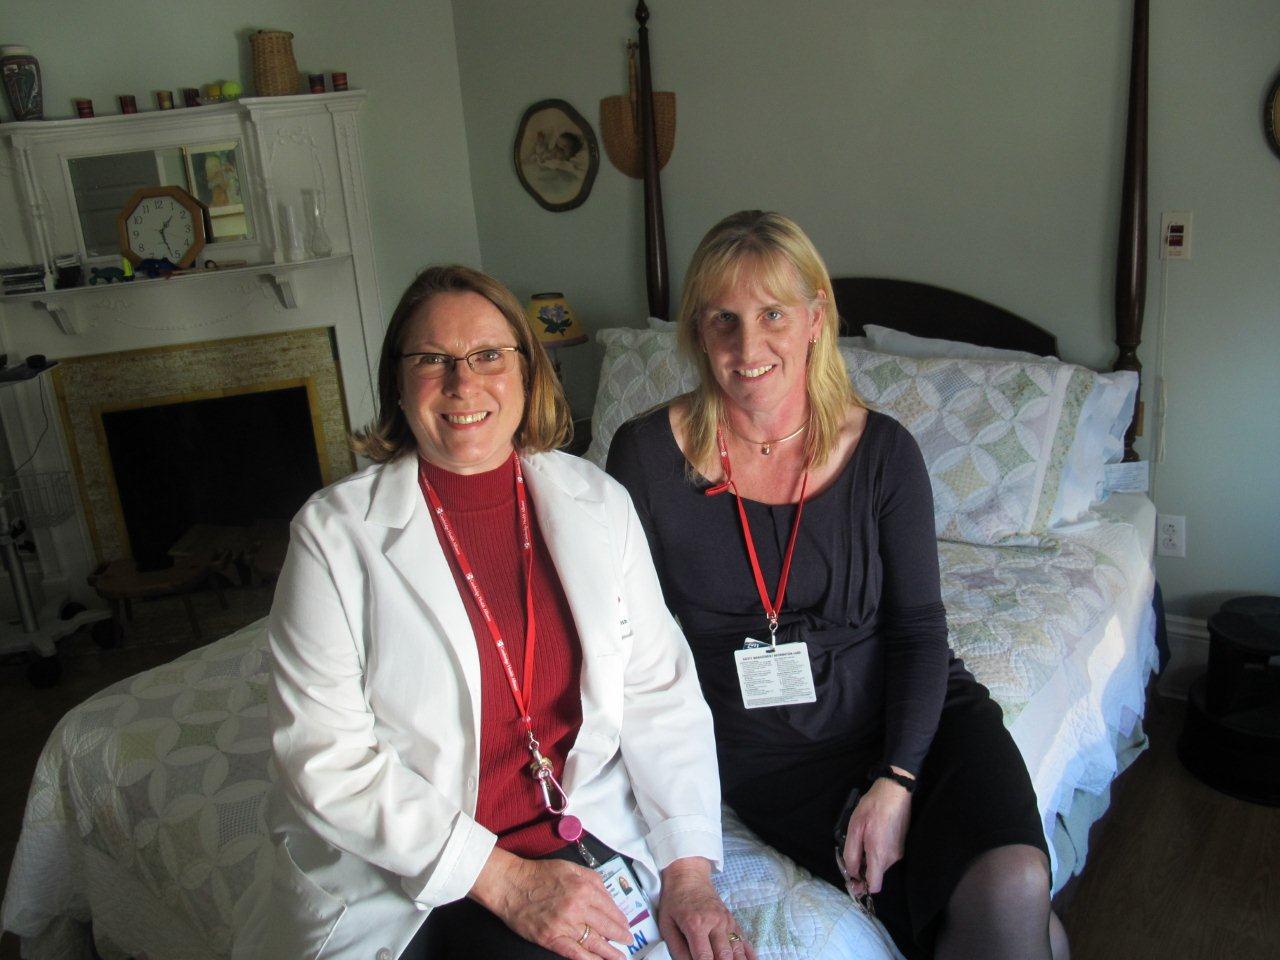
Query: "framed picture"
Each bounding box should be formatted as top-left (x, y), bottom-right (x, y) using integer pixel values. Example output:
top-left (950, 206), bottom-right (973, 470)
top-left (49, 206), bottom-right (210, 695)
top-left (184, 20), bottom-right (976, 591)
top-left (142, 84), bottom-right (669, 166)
top-left (513, 99), bottom-right (599, 212)
top-left (183, 141), bottom-right (250, 240)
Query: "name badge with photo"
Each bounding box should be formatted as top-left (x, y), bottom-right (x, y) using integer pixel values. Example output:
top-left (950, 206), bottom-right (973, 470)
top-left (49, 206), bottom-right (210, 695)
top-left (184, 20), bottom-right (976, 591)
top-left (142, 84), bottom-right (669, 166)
top-left (734, 640), bottom-right (817, 709)
top-left (594, 856), bottom-right (662, 957)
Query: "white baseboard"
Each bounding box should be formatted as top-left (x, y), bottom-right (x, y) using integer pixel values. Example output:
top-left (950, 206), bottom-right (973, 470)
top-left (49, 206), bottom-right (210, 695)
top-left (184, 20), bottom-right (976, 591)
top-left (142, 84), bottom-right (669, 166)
top-left (1157, 614), bottom-right (1210, 699)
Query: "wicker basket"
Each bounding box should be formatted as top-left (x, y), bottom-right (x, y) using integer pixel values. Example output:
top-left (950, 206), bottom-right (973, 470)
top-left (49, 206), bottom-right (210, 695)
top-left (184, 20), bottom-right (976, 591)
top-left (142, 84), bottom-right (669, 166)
top-left (251, 30), bottom-right (300, 97)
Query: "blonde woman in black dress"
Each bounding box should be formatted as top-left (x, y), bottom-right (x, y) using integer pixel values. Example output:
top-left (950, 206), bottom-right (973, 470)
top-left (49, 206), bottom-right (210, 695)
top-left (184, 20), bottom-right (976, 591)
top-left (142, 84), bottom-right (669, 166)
top-left (607, 211), bottom-right (1069, 960)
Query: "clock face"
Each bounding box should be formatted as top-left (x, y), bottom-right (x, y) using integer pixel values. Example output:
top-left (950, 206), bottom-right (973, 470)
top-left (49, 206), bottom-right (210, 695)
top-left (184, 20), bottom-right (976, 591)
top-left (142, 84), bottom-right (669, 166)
top-left (125, 195), bottom-right (197, 263)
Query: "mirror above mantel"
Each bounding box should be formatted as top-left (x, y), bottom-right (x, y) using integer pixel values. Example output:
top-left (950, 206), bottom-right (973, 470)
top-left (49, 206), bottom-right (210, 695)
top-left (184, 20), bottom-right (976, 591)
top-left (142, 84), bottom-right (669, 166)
top-left (68, 140), bottom-right (256, 258)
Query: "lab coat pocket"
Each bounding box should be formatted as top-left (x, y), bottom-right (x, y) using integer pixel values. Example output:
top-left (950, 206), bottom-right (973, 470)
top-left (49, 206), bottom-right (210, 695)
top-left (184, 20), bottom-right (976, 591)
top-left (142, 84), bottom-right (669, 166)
top-left (258, 839), bottom-right (348, 960)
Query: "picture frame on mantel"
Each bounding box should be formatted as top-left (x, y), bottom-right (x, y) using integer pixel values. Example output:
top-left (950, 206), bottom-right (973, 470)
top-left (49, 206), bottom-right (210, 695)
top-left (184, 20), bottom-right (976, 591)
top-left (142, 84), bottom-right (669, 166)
top-left (183, 140), bottom-right (250, 240)
top-left (513, 99), bottom-right (599, 212)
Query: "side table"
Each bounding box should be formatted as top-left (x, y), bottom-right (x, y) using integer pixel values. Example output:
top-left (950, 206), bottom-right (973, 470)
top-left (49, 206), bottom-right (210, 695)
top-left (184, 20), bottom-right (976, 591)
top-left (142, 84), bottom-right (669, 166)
top-left (1178, 595), bottom-right (1280, 805)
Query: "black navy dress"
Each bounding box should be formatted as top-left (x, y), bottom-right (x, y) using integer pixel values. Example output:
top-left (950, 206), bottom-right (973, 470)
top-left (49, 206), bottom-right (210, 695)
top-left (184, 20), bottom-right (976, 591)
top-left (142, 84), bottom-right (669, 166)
top-left (606, 408), bottom-right (1046, 959)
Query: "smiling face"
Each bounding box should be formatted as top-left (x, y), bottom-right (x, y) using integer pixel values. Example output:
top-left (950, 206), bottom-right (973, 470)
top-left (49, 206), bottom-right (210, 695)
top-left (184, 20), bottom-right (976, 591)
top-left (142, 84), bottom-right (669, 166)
top-left (399, 290), bottom-right (526, 475)
top-left (697, 266), bottom-right (823, 424)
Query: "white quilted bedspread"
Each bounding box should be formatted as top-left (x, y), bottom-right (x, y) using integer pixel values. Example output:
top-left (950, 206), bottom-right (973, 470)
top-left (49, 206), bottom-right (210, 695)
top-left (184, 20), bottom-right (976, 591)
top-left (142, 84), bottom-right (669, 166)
top-left (2, 511), bottom-right (1154, 959)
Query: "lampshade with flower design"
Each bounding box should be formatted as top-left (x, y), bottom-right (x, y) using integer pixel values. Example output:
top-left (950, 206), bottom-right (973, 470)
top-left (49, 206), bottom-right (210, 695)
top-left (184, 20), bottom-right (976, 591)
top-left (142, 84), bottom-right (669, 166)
top-left (527, 292), bottom-right (588, 350)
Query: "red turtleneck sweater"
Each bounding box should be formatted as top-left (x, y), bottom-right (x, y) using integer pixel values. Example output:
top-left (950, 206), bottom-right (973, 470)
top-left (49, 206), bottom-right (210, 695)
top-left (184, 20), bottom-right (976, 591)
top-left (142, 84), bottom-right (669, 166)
top-left (419, 454), bottom-right (583, 857)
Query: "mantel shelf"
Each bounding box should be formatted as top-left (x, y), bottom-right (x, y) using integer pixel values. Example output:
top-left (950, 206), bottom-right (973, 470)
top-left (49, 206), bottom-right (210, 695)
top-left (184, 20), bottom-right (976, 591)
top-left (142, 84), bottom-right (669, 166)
top-left (3, 255), bottom-right (353, 333)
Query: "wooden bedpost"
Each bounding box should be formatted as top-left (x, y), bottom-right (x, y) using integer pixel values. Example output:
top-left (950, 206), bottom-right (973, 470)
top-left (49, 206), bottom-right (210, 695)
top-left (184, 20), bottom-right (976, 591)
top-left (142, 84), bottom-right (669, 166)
top-left (636, 1), bottom-right (670, 320)
top-left (1113, 0), bottom-right (1149, 462)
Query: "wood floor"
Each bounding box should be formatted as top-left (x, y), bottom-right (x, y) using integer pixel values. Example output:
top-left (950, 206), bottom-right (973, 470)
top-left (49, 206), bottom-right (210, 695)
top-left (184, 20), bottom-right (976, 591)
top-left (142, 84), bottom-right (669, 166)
top-left (0, 613), bottom-right (1276, 959)
top-left (1060, 694), bottom-right (1280, 959)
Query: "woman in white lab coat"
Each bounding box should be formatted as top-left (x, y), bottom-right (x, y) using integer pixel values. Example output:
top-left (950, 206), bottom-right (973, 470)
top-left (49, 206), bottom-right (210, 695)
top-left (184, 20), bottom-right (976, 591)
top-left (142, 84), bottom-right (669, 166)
top-left (239, 265), bottom-right (753, 960)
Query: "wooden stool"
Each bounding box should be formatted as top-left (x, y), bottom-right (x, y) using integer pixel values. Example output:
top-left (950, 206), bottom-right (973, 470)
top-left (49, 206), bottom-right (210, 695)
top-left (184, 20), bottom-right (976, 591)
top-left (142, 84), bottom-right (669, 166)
top-left (89, 557), bottom-right (218, 642)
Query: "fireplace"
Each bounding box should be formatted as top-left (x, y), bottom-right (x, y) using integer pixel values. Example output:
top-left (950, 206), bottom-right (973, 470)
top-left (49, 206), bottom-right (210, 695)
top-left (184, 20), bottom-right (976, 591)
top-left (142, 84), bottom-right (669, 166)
top-left (102, 385), bottom-right (324, 568)
top-left (53, 328), bottom-right (355, 565)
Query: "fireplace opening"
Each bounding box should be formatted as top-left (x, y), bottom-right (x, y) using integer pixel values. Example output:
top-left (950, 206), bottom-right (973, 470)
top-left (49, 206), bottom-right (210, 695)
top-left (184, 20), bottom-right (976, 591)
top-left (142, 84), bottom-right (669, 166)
top-left (101, 385), bottom-right (324, 569)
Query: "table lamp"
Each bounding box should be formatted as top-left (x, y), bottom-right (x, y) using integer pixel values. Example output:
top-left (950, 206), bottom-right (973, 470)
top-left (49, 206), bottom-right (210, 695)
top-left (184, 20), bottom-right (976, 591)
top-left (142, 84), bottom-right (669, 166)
top-left (526, 292), bottom-right (587, 380)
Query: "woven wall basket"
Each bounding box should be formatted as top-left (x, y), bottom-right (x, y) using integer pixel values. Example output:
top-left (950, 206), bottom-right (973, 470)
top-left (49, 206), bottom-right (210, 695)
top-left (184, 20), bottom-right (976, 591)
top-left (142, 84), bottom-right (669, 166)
top-left (251, 30), bottom-right (300, 97)
top-left (599, 92), bottom-right (676, 179)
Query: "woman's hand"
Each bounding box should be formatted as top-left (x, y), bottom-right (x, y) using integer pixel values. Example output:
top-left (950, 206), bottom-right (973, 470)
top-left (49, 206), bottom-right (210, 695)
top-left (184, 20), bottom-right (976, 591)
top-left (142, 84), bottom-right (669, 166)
top-left (469, 847), bottom-right (632, 959)
top-left (839, 772), bottom-right (913, 897)
top-left (658, 857), bottom-right (756, 960)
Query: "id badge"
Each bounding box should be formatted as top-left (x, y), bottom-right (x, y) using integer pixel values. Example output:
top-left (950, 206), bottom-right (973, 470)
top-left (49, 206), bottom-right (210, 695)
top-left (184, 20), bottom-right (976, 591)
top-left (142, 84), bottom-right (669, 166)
top-left (734, 640), bottom-right (817, 709)
top-left (594, 855), bottom-right (662, 957)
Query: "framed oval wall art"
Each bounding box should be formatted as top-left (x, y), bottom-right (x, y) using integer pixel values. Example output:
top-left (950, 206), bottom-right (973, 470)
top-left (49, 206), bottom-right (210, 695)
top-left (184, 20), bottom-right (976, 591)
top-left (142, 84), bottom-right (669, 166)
top-left (514, 99), bottom-right (600, 212)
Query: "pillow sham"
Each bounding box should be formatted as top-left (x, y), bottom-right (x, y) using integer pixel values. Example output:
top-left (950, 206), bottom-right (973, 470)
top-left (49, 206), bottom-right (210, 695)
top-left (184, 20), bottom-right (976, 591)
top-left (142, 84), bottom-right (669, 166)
top-left (584, 328), bottom-right (696, 467)
top-left (842, 345), bottom-right (1089, 546)
top-left (858, 325), bottom-right (1138, 524)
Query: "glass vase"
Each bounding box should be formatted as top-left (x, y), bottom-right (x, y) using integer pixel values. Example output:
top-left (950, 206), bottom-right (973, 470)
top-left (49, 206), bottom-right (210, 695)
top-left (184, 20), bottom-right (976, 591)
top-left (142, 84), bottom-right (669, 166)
top-left (302, 188), bottom-right (333, 258)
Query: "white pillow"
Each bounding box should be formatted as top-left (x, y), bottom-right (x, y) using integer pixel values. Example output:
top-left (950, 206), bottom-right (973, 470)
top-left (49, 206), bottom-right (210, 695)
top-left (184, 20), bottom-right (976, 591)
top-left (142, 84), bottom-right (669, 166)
top-left (863, 323), bottom-right (1047, 363)
top-left (842, 345), bottom-right (1090, 546)
top-left (646, 316), bottom-right (677, 331)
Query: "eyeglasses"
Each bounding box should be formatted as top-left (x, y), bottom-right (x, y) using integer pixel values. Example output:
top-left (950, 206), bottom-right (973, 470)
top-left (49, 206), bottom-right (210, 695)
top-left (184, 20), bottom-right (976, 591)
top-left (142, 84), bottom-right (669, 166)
top-left (399, 346), bottom-right (523, 379)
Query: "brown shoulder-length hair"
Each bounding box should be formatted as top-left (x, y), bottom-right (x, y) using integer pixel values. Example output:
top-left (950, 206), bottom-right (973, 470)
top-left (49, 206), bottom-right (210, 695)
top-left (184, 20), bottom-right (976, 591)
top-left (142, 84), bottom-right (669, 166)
top-left (675, 210), bottom-right (859, 475)
top-left (351, 264), bottom-right (571, 462)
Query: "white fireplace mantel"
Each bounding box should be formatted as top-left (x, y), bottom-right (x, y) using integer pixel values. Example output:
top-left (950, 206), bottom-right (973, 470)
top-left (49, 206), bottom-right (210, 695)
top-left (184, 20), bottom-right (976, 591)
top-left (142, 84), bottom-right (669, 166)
top-left (0, 91), bottom-right (385, 605)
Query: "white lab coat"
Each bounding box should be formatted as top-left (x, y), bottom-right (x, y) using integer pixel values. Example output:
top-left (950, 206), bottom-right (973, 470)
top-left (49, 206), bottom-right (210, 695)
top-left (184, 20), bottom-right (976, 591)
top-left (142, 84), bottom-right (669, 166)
top-left (234, 450), bottom-right (723, 960)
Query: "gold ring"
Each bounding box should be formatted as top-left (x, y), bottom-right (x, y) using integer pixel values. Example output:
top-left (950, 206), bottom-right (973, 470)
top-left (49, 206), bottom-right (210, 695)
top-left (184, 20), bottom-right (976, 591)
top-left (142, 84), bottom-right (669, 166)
top-left (577, 923), bottom-right (591, 944)
top-left (728, 932), bottom-right (743, 942)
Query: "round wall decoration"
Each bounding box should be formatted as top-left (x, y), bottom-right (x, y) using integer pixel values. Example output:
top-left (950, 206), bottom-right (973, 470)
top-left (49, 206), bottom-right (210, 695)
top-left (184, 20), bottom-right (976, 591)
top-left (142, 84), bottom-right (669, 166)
top-left (1266, 73), bottom-right (1280, 160)
top-left (513, 99), bottom-right (599, 212)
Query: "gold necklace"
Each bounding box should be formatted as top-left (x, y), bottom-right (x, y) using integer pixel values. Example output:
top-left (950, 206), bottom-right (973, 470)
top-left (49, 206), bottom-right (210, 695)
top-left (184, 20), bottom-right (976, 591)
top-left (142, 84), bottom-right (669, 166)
top-left (724, 419), bottom-right (809, 456)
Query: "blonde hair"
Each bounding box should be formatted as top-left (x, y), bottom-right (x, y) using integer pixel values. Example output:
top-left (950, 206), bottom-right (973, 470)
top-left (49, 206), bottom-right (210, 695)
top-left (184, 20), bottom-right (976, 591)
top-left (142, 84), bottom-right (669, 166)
top-left (675, 210), bottom-right (858, 474)
top-left (351, 264), bottom-right (571, 462)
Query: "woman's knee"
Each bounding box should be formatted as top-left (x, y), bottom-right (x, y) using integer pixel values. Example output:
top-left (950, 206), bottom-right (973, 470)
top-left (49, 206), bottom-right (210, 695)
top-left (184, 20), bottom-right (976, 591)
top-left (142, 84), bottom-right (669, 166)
top-left (954, 843), bottom-right (1050, 915)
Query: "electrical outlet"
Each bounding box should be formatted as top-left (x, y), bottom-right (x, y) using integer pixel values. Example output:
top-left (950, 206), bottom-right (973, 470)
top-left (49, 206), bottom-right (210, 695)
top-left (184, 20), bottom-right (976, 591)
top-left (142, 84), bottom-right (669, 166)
top-left (1157, 514), bottom-right (1186, 558)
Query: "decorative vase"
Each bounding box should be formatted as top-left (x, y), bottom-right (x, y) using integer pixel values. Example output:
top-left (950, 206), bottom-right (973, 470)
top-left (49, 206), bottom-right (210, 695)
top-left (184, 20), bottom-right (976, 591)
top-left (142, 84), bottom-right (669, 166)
top-left (1, 45), bottom-right (43, 121)
top-left (302, 188), bottom-right (333, 257)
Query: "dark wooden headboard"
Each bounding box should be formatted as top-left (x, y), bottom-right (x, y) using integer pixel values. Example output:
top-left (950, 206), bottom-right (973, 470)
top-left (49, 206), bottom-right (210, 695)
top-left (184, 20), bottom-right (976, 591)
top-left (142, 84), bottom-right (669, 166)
top-left (830, 277), bottom-right (1059, 358)
top-left (632, 0), bottom-right (1148, 457)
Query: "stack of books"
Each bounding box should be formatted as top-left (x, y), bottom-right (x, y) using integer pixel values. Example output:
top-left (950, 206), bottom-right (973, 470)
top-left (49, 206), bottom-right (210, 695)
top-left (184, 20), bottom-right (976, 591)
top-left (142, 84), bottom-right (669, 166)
top-left (1, 264), bottom-right (47, 296)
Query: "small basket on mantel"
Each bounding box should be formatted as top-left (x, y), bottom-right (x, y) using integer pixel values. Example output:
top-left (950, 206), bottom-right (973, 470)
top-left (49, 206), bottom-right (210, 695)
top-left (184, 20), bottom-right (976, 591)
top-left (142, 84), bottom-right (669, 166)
top-left (251, 29), bottom-right (300, 97)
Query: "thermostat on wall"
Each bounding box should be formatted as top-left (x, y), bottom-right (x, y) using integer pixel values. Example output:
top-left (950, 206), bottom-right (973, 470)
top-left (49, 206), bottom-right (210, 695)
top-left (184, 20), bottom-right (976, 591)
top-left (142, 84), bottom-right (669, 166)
top-left (1160, 210), bottom-right (1193, 260)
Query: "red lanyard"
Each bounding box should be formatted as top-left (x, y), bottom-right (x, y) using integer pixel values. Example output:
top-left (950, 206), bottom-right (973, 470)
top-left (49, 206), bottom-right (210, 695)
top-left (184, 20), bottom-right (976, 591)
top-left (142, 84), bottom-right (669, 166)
top-left (422, 455), bottom-right (538, 732)
top-left (421, 455), bottom-right (573, 825)
top-left (710, 426), bottom-right (811, 644)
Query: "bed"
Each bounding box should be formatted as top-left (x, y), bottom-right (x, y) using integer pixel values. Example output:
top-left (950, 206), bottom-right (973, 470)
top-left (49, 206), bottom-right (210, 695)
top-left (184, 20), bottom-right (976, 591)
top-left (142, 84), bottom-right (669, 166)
top-left (3, 2), bottom-right (1157, 958)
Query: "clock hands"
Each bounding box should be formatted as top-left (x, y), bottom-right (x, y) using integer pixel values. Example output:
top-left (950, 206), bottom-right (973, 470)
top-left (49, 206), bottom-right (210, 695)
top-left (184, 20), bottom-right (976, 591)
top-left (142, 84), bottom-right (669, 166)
top-left (157, 215), bottom-right (177, 260)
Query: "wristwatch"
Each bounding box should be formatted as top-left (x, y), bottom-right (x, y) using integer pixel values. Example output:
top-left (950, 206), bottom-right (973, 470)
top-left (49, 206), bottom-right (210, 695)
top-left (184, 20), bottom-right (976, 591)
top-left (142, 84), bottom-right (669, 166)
top-left (868, 763), bottom-right (917, 795)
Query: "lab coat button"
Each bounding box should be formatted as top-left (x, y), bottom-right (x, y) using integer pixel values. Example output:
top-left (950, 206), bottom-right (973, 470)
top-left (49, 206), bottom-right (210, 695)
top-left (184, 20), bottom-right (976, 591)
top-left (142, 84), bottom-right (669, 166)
top-left (466, 777), bottom-right (477, 791)
top-left (376, 949), bottom-right (392, 960)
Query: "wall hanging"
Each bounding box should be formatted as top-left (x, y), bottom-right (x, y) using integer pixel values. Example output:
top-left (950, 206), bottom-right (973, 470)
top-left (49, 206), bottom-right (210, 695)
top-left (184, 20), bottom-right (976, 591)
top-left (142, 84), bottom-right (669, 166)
top-left (513, 99), bottom-right (599, 212)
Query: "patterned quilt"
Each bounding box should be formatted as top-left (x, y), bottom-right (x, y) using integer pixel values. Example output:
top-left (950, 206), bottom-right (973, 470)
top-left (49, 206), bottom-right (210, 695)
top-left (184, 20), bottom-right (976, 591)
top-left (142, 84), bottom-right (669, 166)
top-left (2, 517), bottom-right (1154, 960)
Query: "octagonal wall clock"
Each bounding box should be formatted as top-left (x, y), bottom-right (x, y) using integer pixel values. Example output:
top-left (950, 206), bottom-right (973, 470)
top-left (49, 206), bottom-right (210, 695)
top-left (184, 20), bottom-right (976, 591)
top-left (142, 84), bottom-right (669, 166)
top-left (116, 185), bottom-right (210, 268)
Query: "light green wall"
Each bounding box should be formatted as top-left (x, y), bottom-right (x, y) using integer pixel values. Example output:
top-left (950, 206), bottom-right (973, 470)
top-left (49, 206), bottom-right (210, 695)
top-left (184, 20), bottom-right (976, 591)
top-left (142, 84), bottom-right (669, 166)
top-left (3, 0), bottom-right (482, 313)
top-left (452, 0), bottom-right (1280, 617)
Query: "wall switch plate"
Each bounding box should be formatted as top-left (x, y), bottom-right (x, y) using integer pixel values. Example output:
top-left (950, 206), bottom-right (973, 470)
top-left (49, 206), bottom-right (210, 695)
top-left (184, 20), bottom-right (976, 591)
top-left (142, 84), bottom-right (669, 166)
top-left (1157, 514), bottom-right (1186, 558)
top-left (1160, 211), bottom-right (1193, 260)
